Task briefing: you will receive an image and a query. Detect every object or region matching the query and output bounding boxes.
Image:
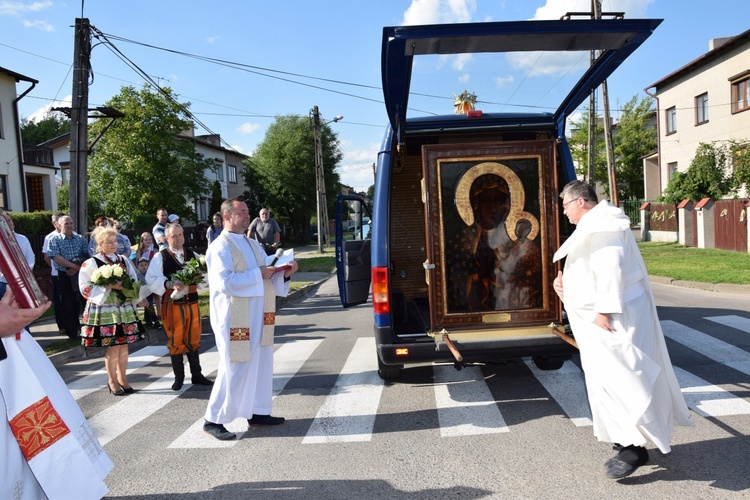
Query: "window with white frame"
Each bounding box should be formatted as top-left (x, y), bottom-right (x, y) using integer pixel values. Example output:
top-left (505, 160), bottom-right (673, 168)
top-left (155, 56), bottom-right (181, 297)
top-left (695, 93), bottom-right (708, 125)
top-left (196, 196), bottom-right (209, 222)
top-left (665, 106), bottom-right (676, 134)
top-left (228, 165), bottom-right (237, 184)
top-left (667, 162), bottom-right (678, 180)
top-left (732, 76), bottom-right (750, 113)
top-left (214, 159), bottom-right (224, 181)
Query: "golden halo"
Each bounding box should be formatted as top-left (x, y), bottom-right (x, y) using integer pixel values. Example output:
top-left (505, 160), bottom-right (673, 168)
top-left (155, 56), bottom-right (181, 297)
top-left (454, 161), bottom-right (539, 242)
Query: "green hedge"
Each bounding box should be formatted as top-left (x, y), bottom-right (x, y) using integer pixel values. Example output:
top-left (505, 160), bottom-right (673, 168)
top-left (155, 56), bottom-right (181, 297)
top-left (5, 211), bottom-right (54, 239)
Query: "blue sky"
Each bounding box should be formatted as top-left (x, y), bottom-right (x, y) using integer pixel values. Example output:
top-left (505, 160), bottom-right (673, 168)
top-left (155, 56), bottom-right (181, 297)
top-left (2, 0), bottom-right (748, 192)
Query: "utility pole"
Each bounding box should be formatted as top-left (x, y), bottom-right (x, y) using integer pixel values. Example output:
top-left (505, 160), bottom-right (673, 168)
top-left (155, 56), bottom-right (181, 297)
top-left (564, 2), bottom-right (622, 203)
top-left (70, 18), bottom-right (91, 236)
top-left (311, 106), bottom-right (327, 253)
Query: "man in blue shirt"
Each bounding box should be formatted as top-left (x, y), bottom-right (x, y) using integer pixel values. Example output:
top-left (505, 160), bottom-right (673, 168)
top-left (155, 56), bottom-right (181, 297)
top-left (48, 215), bottom-right (90, 339)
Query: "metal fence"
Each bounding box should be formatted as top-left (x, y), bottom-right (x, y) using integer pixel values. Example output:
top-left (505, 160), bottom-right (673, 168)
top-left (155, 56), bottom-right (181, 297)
top-left (621, 200), bottom-right (643, 227)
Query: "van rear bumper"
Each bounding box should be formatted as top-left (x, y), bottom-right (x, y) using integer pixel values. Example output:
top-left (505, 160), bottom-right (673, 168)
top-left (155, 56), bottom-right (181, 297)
top-left (375, 326), bottom-right (576, 366)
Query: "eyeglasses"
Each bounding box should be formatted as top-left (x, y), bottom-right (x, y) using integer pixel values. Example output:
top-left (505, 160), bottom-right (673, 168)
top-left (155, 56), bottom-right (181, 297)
top-left (561, 197), bottom-right (582, 209)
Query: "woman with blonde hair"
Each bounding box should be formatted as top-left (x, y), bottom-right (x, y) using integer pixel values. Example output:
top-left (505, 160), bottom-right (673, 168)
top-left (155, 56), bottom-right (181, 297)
top-left (79, 227), bottom-right (147, 395)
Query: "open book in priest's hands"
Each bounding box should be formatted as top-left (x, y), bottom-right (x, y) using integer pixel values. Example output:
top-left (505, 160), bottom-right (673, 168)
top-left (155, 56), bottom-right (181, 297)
top-left (265, 248), bottom-right (294, 272)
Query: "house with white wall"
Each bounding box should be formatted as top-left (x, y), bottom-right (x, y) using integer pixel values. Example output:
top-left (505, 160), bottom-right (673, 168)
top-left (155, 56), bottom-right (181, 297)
top-left (0, 66), bottom-right (57, 212)
top-left (644, 28), bottom-right (750, 200)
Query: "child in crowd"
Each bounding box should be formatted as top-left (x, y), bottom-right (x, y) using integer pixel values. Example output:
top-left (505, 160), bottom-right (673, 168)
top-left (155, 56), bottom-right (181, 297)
top-left (135, 258), bottom-right (161, 329)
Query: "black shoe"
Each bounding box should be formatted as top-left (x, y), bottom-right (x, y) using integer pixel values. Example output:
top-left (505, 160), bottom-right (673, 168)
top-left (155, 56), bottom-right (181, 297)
top-left (248, 414), bottom-right (285, 426)
top-left (605, 446), bottom-right (649, 479)
top-left (191, 374), bottom-right (214, 386)
top-left (121, 386), bottom-right (136, 394)
top-left (203, 421), bottom-right (236, 441)
top-left (172, 376), bottom-right (184, 391)
top-left (108, 384), bottom-right (125, 396)
top-left (604, 444), bottom-right (624, 468)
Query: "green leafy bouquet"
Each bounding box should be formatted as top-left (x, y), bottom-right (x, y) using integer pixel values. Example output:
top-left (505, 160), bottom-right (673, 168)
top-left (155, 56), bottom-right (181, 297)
top-left (90, 263), bottom-right (141, 302)
top-left (169, 255), bottom-right (207, 301)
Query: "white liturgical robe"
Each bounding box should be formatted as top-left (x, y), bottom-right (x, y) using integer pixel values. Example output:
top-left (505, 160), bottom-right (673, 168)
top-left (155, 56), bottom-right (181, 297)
top-left (204, 231), bottom-right (289, 424)
top-left (1, 330), bottom-right (112, 499)
top-left (553, 201), bottom-right (693, 453)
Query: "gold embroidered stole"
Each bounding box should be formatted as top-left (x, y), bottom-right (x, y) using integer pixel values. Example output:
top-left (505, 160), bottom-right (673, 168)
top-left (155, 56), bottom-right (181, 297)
top-left (222, 233), bottom-right (276, 364)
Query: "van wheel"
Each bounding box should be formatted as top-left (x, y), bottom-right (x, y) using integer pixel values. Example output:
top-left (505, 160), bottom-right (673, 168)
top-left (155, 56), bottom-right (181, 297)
top-left (532, 356), bottom-right (566, 371)
top-left (377, 358), bottom-right (402, 380)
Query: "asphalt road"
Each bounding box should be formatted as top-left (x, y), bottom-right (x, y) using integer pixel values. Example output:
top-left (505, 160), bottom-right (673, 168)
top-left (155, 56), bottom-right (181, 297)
top-left (53, 277), bottom-right (750, 499)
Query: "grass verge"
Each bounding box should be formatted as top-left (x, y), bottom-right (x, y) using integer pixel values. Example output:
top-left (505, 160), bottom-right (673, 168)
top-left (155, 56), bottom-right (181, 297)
top-left (638, 242), bottom-right (750, 284)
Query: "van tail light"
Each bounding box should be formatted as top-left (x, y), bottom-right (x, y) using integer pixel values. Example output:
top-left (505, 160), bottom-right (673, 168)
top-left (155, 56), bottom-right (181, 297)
top-left (372, 266), bottom-right (390, 314)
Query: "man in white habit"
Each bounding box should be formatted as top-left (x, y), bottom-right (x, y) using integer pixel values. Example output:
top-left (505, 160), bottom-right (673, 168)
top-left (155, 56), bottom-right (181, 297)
top-left (1, 289), bottom-right (113, 498)
top-left (553, 180), bottom-right (693, 479)
top-left (203, 198), bottom-right (298, 440)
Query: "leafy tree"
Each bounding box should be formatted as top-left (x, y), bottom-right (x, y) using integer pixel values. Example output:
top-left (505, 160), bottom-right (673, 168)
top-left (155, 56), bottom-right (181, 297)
top-left (567, 107), bottom-right (608, 190)
top-left (660, 142), bottom-right (734, 202)
top-left (20, 114), bottom-right (70, 148)
top-left (240, 158), bottom-right (268, 219)
top-left (728, 140), bottom-right (750, 193)
top-left (57, 183), bottom-right (69, 212)
top-left (613, 95), bottom-right (656, 200)
top-left (209, 180), bottom-right (223, 218)
top-left (247, 115), bottom-right (341, 242)
top-left (87, 85), bottom-right (214, 225)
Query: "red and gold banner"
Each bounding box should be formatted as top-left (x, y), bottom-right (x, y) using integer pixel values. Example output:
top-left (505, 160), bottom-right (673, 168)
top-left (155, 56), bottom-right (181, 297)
top-left (9, 396), bottom-right (70, 461)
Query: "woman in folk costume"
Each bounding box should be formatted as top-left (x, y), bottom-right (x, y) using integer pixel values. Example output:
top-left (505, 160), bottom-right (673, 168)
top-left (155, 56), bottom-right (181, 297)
top-left (553, 180), bottom-right (693, 479)
top-left (79, 227), bottom-right (147, 396)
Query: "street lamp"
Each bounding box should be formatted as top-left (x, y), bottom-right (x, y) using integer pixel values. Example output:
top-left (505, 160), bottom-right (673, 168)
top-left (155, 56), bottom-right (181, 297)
top-left (310, 106), bottom-right (343, 253)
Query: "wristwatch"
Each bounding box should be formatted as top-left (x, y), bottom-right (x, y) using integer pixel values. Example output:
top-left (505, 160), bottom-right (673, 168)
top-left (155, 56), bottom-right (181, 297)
top-left (166, 280), bottom-right (173, 289)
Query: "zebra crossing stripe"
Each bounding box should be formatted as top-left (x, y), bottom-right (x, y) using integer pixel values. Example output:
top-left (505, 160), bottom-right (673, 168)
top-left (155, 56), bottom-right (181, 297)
top-left (662, 320), bottom-right (750, 377)
top-left (705, 315), bottom-right (750, 334)
top-left (169, 338), bottom-right (324, 449)
top-left (68, 345), bottom-right (169, 400)
top-left (89, 347), bottom-right (220, 446)
top-left (433, 364), bottom-right (509, 437)
top-left (303, 337), bottom-right (383, 443)
top-left (673, 366), bottom-right (750, 417)
top-left (523, 358), bottom-right (592, 427)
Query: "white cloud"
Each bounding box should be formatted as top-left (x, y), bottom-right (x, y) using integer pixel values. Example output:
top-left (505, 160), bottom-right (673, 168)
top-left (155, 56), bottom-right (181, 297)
top-left (22, 18), bottom-right (52, 31)
top-left (402, 0), bottom-right (476, 25)
top-left (1, 1), bottom-right (55, 31)
top-left (206, 35), bottom-right (219, 44)
top-left (26, 95), bottom-right (71, 123)
top-left (505, 0), bottom-right (655, 77)
top-left (458, 73), bottom-right (470, 83)
top-left (495, 75), bottom-right (514, 88)
top-left (0, 1), bottom-right (53, 16)
top-left (452, 53), bottom-right (473, 71)
top-left (237, 122), bottom-right (260, 135)
top-left (531, 0), bottom-right (654, 21)
top-left (337, 141), bottom-right (380, 192)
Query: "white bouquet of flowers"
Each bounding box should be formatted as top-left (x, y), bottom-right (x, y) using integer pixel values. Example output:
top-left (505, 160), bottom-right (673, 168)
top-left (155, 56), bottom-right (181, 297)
top-left (169, 255), bottom-right (207, 301)
top-left (90, 263), bottom-right (140, 302)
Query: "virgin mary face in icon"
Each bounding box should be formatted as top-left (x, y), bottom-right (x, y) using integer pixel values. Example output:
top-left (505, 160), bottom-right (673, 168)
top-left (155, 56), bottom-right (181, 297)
top-left (470, 175), bottom-right (510, 230)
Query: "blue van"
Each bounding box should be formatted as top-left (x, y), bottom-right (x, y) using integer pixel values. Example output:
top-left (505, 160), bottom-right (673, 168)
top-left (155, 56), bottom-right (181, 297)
top-left (336, 19), bottom-right (660, 379)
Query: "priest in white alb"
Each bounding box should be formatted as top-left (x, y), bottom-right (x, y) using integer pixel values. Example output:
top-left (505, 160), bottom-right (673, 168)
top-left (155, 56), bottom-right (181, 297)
top-left (202, 198), bottom-right (298, 441)
top-left (553, 180), bottom-right (693, 480)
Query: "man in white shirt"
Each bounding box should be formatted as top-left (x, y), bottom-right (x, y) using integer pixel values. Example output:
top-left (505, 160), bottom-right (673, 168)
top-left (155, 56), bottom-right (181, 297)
top-left (0, 212), bottom-right (35, 299)
top-left (153, 208), bottom-right (169, 251)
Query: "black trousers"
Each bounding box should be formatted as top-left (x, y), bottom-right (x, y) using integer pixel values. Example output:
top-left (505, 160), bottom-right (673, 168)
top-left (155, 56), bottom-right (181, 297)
top-left (51, 275), bottom-right (65, 331)
top-left (58, 272), bottom-right (81, 339)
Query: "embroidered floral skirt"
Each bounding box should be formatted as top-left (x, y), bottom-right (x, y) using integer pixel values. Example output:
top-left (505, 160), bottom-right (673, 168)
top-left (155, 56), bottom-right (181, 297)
top-left (80, 297), bottom-right (145, 347)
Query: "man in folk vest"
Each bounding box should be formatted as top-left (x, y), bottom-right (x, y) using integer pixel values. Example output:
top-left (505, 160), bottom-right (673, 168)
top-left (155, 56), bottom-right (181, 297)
top-left (202, 198), bottom-right (298, 441)
top-left (146, 223), bottom-right (213, 391)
